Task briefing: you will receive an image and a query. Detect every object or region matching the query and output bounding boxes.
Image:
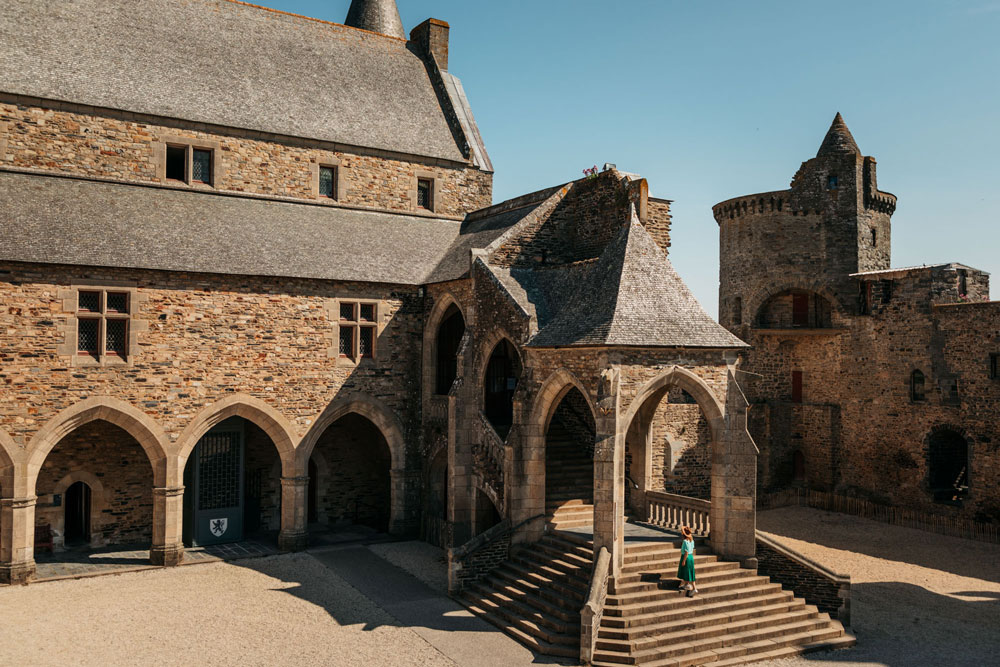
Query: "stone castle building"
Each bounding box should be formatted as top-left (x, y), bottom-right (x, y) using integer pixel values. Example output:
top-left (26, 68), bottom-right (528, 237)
top-left (715, 114), bottom-right (1000, 523)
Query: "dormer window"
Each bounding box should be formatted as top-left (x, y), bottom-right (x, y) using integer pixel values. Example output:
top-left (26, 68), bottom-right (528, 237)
top-left (827, 174), bottom-right (839, 190)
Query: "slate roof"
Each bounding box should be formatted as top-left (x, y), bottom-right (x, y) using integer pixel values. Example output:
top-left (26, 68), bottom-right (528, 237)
top-left (0, 0), bottom-right (467, 163)
top-left (0, 171), bottom-right (460, 285)
top-left (817, 113), bottom-right (860, 157)
top-left (517, 218), bottom-right (747, 348)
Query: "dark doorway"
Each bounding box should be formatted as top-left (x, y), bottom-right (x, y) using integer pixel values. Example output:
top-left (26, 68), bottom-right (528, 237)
top-left (545, 387), bottom-right (595, 514)
top-left (435, 305), bottom-right (465, 395)
top-left (308, 458), bottom-right (319, 524)
top-left (792, 450), bottom-right (806, 482)
top-left (64, 481), bottom-right (91, 545)
top-left (928, 429), bottom-right (969, 503)
top-left (484, 339), bottom-right (521, 438)
top-left (474, 488), bottom-right (502, 535)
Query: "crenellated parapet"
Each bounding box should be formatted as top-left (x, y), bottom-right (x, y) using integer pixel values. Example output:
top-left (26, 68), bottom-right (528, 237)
top-left (712, 190), bottom-right (789, 224)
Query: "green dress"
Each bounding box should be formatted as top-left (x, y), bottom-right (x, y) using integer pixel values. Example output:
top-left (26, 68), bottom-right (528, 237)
top-left (677, 538), bottom-right (696, 582)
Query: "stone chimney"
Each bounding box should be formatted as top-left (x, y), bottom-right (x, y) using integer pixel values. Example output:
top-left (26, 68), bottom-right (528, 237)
top-left (345, 0), bottom-right (405, 39)
top-left (410, 18), bottom-right (450, 70)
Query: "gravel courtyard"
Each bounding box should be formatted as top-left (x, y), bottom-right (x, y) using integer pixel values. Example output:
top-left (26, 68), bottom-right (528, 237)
top-left (758, 506), bottom-right (1000, 667)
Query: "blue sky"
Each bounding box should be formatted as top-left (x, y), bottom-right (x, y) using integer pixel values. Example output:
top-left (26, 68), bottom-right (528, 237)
top-left (263, 0), bottom-right (999, 317)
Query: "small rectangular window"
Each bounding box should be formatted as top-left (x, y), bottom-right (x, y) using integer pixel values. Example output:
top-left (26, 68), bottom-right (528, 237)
top-left (106, 319), bottom-right (128, 356)
top-left (733, 296), bottom-right (742, 325)
top-left (792, 294), bottom-right (809, 327)
top-left (319, 166), bottom-right (336, 199)
top-left (827, 174), bottom-right (838, 189)
top-left (990, 354), bottom-right (999, 380)
top-left (339, 327), bottom-right (354, 357)
top-left (957, 269), bottom-right (968, 297)
top-left (417, 178), bottom-right (433, 210)
top-left (791, 371), bottom-right (803, 404)
top-left (359, 327), bottom-right (374, 358)
top-left (192, 149), bottom-right (212, 184)
top-left (106, 292), bottom-right (128, 314)
top-left (859, 281), bottom-right (873, 315)
top-left (78, 318), bottom-right (100, 355)
top-left (166, 145), bottom-right (186, 181)
top-left (340, 302), bottom-right (356, 321)
top-left (78, 291), bottom-right (101, 313)
top-left (359, 303), bottom-right (375, 322)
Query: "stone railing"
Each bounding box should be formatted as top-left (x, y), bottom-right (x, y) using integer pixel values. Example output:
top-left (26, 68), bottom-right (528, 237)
top-left (472, 411), bottom-right (506, 506)
top-left (645, 490), bottom-right (711, 537)
top-left (447, 514), bottom-right (545, 594)
top-left (426, 395), bottom-right (449, 422)
top-left (579, 546), bottom-right (610, 666)
top-left (756, 531), bottom-right (851, 626)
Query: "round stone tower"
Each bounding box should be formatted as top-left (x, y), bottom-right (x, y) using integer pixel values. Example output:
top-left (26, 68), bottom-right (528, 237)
top-left (345, 0), bottom-right (406, 39)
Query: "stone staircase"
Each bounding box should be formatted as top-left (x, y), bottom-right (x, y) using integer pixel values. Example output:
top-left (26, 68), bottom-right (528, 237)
top-left (458, 530), bottom-right (594, 658)
top-left (546, 422), bottom-right (594, 531)
top-left (592, 536), bottom-right (855, 666)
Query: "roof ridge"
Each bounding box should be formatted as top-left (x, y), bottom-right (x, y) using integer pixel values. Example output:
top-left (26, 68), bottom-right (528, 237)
top-left (222, 0), bottom-right (409, 41)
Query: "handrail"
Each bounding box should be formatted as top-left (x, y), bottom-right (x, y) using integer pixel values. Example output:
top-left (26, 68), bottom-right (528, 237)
top-left (580, 546), bottom-right (611, 666)
top-left (645, 490), bottom-right (711, 536)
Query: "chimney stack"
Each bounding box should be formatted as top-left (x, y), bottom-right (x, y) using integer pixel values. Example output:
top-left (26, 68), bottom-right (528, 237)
top-left (410, 19), bottom-right (450, 71)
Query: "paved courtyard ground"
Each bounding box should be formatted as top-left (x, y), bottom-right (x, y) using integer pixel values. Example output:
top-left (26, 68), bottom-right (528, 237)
top-left (0, 509), bottom-right (996, 666)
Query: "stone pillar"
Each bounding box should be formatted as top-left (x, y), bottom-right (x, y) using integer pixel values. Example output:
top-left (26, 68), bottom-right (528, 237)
top-left (389, 467), bottom-right (421, 536)
top-left (593, 367), bottom-right (623, 576)
top-left (0, 496), bottom-right (36, 584)
top-left (709, 368), bottom-right (758, 566)
top-left (150, 486), bottom-right (185, 566)
top-left (278, 476), bottom-right (309, 552)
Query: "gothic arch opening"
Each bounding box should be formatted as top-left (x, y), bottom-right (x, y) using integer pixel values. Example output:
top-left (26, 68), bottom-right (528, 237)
top-left (756, 290), bottom-right (833, 329)
top-left (927, 428), bottom-right (969, 503)
top-left (483, 339), bottom-right (521, 438)
top-left (422, 447), bottom-right (449, 547)
top-left (308, 413), bottom-right (392, 535)
top-left (545, 387), bottom-right (596, 519)
top-left (182, 416), bottom-right (283, 547)
top-left (435, 304), bottom-right (465, 395)
top-left (474, 486), bottom-right (502, 535)
top-left (35, 420), bottom-right (154, 553)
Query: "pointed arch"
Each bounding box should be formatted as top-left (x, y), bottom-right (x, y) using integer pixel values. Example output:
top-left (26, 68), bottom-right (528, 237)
top-left (26, 397), bottom-right (170, 489)
top-left (744, 280), bottom-right (846, 328)
top-left (296, 393), bottom-right (406, 473)
top-left (175, 394), bottom-right (298, 477)
top-left (622, 366), bottom-right (725, 444)
top-left (529, 368), bottom-right (598, 436)
top-left (0, 428), bottom-right (15, 498)
top-left (423, 292), bottom-right (468, 399)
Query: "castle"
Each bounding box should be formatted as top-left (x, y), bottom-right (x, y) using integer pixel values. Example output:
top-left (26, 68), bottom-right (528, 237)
top-left (714, 115), bottom-right (999, 524)
top-left (9, 0), bottom-right (990, 663)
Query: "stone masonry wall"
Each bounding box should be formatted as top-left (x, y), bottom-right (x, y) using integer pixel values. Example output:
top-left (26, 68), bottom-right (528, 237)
top-left (35, 420), bottom-right (154, 547)
top-left (0, 99), bottom-right (492, 218)
top-left (243, 421), bottom-right (282, 532)
top-left (756, 538), bottom-right (848, 622)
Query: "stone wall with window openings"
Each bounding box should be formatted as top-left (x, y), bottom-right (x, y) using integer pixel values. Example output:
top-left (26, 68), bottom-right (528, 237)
top-left (339, 301), bottom-right (378, 363)
top-left (77, 289), bottom-right (130, 359)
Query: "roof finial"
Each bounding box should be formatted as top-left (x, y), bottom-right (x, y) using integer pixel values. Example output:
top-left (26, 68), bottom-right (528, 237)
top-left (817, 112), bottom-right (860, 157)
top-left (345, 0), bottom-right (405, 39)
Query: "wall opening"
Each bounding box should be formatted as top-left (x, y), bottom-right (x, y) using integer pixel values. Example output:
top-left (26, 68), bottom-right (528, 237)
top-left (64, 481), bottom-right (92, 545)
top-left (927, 428), bottom-right (969, 504)
top-left (792, 450), bottom-right (806, 483)
top-left (757, 290), bottom-right (833, 328)
top-left (474, 487), bottom-right (502, 535)
top-left (435, 305), bottom-right (465, 395)
top-left (483, 339), bottom-right (521, 438)
top-left (545, 387), bottom-right (595, 515)
top-left (910, 370), bottom-right (926, 402)
top-left (422, 447), bottom-right (449, 547)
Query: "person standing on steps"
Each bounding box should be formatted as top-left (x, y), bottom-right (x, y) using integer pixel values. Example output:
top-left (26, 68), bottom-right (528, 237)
top-left (677, 525), bottom-right (698, 597)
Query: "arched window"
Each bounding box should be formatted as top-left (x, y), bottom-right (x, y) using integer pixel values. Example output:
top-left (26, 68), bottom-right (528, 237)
top-left (910, 370), bottom-right (926, 402)
top-left (927, 429), bottom-right (969, 503)
top-left (435, 305), bottom-right (465, 395)
top-left (757, 290), bottom-right (833, 329)
top-left (483, 339), bottom-right (521, 438)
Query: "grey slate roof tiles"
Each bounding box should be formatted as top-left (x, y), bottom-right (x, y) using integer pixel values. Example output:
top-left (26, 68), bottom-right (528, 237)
top-left (0, 0), bottom-right (466, 163)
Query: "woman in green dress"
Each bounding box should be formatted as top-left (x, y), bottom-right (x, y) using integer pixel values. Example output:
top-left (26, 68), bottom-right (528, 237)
top-left (677, 525), bottom-right (698, 597)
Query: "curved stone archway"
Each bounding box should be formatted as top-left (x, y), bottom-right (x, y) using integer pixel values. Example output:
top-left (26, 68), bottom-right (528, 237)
top-left (422, 292), bottom-right (468, 400)
top-left (0, 428), bottom-right (16, 498)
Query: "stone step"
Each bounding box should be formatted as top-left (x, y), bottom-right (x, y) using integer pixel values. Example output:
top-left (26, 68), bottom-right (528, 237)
top-left (531, 540), bottom-right (594, 568)
top-left (600, 589), bottom-right (796, 630)
top-left (545, 498), bottom-right (590, 509)
top-left (618, 554), bottom-right (721, 579)
top-left (510, 550), bottom-right (589, 581)
top-left (460, 599), bottom-right (580, 659)
top-left (465, 582), bottom-right (580, 634)
top-left (611, 565), bottom-right (754, 595)
top-left (592, 617), bottom-right (844, 665)
top-left (491, 561), bottom-right (588, 601)
top-left (538, 534), bottom-right (594, 560)
top-left (708, 633), bottom-right (856, 666)
top-left (595, 607), bottom-right (825, 655)
top-left (471, 578), bottom-right (583, 624)
top-left (603, 582), bottom-right (785, 618)
top-left (607, 572), bottom-right (764, 606)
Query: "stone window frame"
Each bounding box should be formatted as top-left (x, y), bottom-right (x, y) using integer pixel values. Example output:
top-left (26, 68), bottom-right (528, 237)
top-left (57, 281), bottom-right (145, 367)
top-left (154, 136), bottom-right (222, 189)
top-left (910, 369), bottom-right (927, 403)
top-left (310, 158), bottom-right (348, 201)
top-left (989, 353), bottom-right (999, 381)
top-left (328, 298), bottom-right (381, 367)
top-left (0, 121), bottom-right (8, 162)
top-left (411, 170), bottom-right (438, 213)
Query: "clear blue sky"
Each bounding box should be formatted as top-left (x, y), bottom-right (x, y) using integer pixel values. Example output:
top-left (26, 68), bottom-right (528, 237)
top-left (263, 0), bottom-right (999, 317)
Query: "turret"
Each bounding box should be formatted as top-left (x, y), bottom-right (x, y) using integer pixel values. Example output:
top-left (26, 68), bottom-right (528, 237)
top-left (345, 0), bottom-right (405, 39)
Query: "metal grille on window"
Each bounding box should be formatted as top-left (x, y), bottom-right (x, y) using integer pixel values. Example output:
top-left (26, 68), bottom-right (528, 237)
top-left (106, 319), bottom-right (127, 356)
top-left (79, 291), bottom-right (101, 312)
top-left (106, 292), bottom-right (128, 313)
top-left (359, 327), bottom-right (374, 358)
top-left (340, 302), bottom-right (356, 321)
top-left (192, 149), bottom-right (211, 184)
top-left (417, 179), bottom-right (431, 208)
top-left (78, 319), bottom-right (100, 355)
top-left (320, 166), bottom-right (335, 198)
top-left (339, 327), bottom-right (354, 357)
top-left (360, 303), bottom-right (375, 322)
top-left (198, 432), bottom-right (241, 510)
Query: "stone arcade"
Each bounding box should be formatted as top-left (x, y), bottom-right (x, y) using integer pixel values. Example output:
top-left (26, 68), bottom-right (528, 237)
top-left (1, 1), bottom-right (860, 664)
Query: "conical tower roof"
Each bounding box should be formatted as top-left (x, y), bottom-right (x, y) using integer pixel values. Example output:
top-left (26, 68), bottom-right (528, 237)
top-left (816, 112), bottom-right (860, 157)
top-left (345, 0), bottom-right (405, 39)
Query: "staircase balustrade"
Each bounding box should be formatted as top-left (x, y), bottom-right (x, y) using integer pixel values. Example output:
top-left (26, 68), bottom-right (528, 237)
top-left (645, 490), bottom-right (711, 536)
top-left (579, 546), bottom-right (610, 666)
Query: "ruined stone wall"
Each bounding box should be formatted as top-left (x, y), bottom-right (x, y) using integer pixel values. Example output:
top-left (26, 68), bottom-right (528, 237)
top-left (35, 421), bottom-right (154, 547)
top-left (0, 98), bottom-right (492, 218)
top-left (0, 261), bottom-right (424, 462)
top-left (644, 199), bottom-right (672, 257)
